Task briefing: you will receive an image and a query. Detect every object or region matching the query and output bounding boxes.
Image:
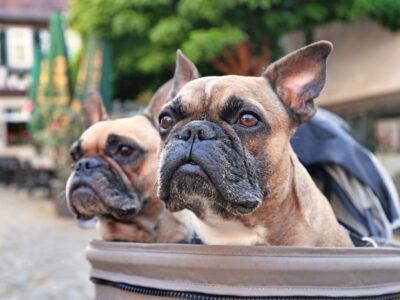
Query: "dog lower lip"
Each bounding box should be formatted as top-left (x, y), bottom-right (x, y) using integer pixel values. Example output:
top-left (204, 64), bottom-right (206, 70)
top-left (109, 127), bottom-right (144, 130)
top-left (70, 179), bottom-right (93, 193)
top-left (71, 185), bottom-right (92, 194)
top-left (237, 206), bottom-right (255, 214)
top-left (177, 162), bottom-right (207, 177)
top-left (69, 183), bottom-right (97, 203)
top-left (77, 213), bottom-right (94, 221)
top-left (236, 201), bottom-right (261, 214)
top-left (113, 207), bottom-right (137, 220)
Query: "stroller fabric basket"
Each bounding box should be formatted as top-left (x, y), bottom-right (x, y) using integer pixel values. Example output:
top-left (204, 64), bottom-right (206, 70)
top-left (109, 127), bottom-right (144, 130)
top-left (87, 240), bottom-right (400, 300)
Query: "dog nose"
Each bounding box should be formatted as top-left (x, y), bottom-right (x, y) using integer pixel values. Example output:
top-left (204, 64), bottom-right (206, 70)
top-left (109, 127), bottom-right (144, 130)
top-left (178, 121), bottom-right (216, 141)
top-left (75, 157), bottom-right (103, 174)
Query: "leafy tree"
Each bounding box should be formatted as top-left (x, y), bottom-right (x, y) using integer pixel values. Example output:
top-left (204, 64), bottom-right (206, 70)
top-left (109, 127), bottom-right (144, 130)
top-left (70, 0), bottom-right (400, 100)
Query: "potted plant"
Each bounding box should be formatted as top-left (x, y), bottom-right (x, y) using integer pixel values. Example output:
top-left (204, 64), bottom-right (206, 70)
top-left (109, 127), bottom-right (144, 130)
top-left (29, 102), bottom-right (82, 216)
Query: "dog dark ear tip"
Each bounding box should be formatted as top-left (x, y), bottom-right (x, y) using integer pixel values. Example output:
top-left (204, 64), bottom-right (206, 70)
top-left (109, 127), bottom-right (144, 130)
top-left (311, 40), bottom-right (333, 56)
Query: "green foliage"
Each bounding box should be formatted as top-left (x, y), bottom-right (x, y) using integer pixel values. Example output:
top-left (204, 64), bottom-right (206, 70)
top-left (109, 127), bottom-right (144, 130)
top-left (150, 16), bottom-right (190, 45)
top-left (355, 0), bottom-right (400, 31)
top-left (183, 27), bottom-right (247, 62)
top-left (70, 0), bottom-right (400, 100)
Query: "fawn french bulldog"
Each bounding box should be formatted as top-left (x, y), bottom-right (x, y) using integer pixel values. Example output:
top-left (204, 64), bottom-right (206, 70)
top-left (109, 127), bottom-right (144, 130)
top-left (66, 86), bottom-right (191, 243)
top-left (157, 43), bottom-right (352, 247)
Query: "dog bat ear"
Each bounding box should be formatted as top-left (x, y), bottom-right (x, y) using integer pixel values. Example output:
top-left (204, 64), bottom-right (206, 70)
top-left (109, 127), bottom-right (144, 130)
top-left (81, 91), bottom-right (109, 129)
top-left (263, 41), bottom-right (332, 124)
top-left (145, 51), bottom-right (199, 127)
top-left (144, 79), bottom-right (173, 127)
top-left (169, 50), bottom-right (200, 100)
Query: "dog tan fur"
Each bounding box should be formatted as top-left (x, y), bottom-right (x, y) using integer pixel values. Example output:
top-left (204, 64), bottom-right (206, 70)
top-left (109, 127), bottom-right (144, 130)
top-left (157, 44), bottom-right (352, 247)
top-left (66, 91), bottom-right (191, 243)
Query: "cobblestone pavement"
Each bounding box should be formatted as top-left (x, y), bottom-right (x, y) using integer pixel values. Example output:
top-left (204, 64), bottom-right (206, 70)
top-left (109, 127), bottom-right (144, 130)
top-left (0, 187), bottom-right (97, 300)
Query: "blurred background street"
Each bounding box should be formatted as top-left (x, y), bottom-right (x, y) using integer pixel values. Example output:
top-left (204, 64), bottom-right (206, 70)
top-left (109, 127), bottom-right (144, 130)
top-left (0, 187), bottom-right (95, 300)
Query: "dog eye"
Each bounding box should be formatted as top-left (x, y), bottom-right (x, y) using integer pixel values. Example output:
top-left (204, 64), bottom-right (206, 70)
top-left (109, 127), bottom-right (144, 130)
top-left (159, 115), bottom-right (174, 131)
top-left (239, 113), bottom-right (258, 127)
top-left (117, 145), bottom-right (134, 157)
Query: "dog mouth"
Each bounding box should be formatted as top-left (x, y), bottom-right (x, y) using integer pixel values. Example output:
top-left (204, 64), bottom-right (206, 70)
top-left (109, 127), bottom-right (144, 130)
top-left (175, 160), bottom-right (209, 179)
top-left (225, 199), bottom-right (261, 215)
top-left (67, 178), bottom-right (140, 221)
top-left (158, 119), bottom-right (267, 217)
top-left (160, 153), bottom-right (262, 217)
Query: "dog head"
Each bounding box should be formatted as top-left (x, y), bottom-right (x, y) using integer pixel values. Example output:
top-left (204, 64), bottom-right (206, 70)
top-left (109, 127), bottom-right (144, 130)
top-left (66, 92), bottom-right (162, 222)
top-left (157, 41), bottom-right (332, 220)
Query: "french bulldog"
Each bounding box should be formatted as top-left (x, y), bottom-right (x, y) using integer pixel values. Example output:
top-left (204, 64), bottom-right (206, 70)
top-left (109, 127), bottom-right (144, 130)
top-left (157, 42), bottom-right (352, 247)
top-left (66, 89), bottom-right (191, 243)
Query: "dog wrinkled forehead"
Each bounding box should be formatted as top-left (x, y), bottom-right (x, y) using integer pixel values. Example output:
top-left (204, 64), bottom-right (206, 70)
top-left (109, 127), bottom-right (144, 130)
top-left (167, 75), bottom-right (286, 122)
top-left (78, 115), bottom-right (159, 156)
top-left (173, 77), bottom-right (213, 112)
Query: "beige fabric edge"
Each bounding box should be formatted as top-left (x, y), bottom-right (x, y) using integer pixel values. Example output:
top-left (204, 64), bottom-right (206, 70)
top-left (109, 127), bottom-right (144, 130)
top-left (87, 240), bottom-right (400, 298)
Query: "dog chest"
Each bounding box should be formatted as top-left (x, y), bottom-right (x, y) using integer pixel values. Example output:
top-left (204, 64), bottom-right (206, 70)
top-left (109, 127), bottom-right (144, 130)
top-left (190, 211), bottom-right (268, 245)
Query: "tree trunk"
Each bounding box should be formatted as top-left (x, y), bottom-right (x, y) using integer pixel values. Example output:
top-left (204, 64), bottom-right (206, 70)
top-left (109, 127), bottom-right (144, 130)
top-left (211, 39), bottom-right (271, 76)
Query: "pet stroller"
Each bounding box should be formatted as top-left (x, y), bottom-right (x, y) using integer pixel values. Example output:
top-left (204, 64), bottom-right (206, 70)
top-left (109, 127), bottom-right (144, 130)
top-left (86, 109), bottom-right (400, 299)
top-left (292, 109), bottom-right (400, 246)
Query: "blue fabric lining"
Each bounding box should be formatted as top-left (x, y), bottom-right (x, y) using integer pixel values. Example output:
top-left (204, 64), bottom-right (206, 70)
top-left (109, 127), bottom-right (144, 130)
top-left (291, 109), bottom-right (399, 224)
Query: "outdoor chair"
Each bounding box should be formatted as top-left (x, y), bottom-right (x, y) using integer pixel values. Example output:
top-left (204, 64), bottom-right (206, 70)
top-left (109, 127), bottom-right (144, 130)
top-left (0, 156), bottom-right (23, 186)
top-left (24, 161), bottom-right (55, 197)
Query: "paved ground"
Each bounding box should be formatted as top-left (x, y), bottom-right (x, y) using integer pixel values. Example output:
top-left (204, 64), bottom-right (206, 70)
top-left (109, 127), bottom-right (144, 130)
top-left (0, 187), bottom-right (97, 300)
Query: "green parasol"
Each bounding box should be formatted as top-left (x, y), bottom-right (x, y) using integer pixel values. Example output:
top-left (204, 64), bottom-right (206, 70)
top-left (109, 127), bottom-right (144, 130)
top-left (29, 12), bottom-right (81, 172)
top-left (43, 11), bottom-right (73, 105)
top-left (73, 36), bottom-right (112, 112)
top-left (28, 30), bottom-right (42, 102)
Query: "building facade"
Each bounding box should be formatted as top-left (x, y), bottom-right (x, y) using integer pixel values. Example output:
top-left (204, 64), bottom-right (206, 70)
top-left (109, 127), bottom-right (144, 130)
top-left (0, 0), bottom-right (67, 156)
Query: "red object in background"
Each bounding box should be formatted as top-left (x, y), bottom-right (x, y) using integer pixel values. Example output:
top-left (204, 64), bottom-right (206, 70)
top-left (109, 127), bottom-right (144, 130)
top-left (6, 125), bottom-right (30, 145)
top-left (50, 121), bottom-right (60, 132)
top-left (21, 129), bottom-right (30, 139)
top-left (375, 119), bottom-right (400, 153)
top-left (23, 100), bottom-right (34, 113)
top-left (7, 133), bottom-right (16, 143)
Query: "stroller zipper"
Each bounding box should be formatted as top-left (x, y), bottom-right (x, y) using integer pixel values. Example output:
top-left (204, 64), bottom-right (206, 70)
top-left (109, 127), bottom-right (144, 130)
top-left (91, 277), bottom-right (400, 300)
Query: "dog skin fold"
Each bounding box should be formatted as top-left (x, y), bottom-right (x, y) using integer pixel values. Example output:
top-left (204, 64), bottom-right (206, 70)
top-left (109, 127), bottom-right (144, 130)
top-left (66, 87), bottom-right (192, 243)
top-left (157, 42), bottom-right (352, 247)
